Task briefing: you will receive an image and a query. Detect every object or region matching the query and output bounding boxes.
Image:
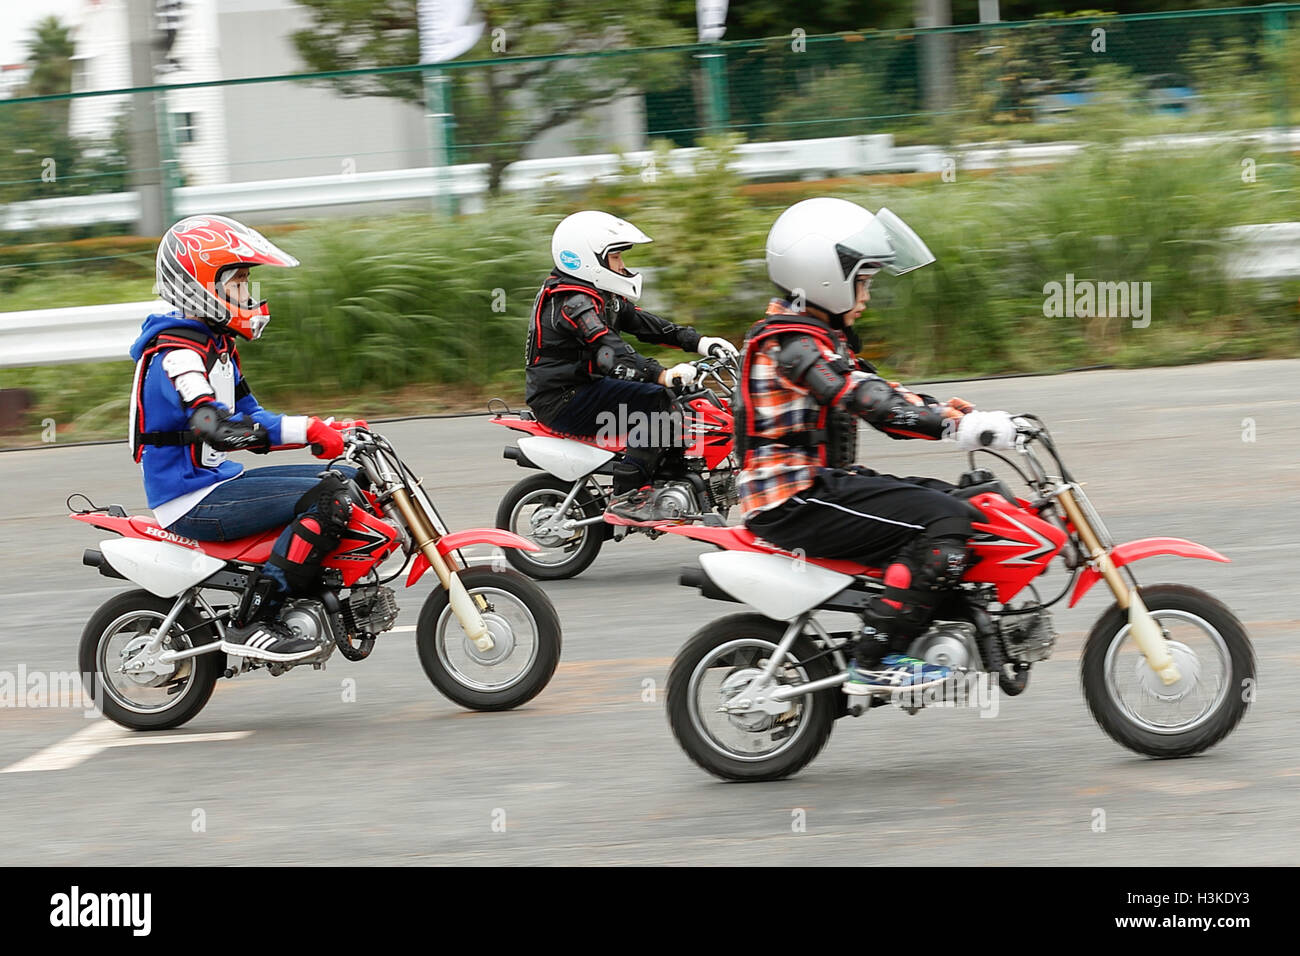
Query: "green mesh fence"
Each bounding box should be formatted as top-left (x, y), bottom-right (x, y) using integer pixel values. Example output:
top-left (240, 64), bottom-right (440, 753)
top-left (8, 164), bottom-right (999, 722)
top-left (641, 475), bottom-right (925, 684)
top-left (1, 5), bottom-right (1297, 214)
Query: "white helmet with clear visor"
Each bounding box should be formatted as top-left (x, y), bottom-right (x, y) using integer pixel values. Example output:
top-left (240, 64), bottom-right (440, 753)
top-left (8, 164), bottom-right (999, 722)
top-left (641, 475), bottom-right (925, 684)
top-left (765, 198), bottom-right (935, 314)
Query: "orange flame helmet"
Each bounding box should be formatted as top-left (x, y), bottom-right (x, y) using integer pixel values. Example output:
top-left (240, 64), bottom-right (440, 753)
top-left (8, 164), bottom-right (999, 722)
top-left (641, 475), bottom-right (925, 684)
top-left (155, 215), bottom-right (299, 340)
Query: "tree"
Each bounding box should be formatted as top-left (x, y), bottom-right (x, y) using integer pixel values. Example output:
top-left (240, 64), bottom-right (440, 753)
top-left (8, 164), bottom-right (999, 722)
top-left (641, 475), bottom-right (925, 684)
top-left (292, 0), bottom-right (691, 192)
top-left (24, 16), bottom-right (76, 97)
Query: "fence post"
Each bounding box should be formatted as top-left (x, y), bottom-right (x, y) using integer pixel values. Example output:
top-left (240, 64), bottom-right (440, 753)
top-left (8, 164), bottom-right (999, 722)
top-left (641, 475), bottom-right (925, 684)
top-left (1267, 7), bottom-right (1290, 132)
top-left (698, 44), bottom-right (730, 132)
top-left (424, 68), bottom-right (456, 217)
top-left (154, 90), bottom-right (178, 229)
top-left (126, 0), bottom-right (164, 235)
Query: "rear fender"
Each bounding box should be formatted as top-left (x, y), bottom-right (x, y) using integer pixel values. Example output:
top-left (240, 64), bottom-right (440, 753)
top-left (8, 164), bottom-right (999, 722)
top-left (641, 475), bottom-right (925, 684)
top-left (517, 436), bottom-right (615, 482)
top-left (697, 551), bottom-right (853, 621)
top-left (98, 538), bottom-right (225, 598)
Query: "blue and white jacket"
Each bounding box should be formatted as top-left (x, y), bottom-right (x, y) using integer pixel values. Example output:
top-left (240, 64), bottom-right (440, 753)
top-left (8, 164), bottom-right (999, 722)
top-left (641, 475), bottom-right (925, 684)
top-left (128, 313), bottom-right (308, 528)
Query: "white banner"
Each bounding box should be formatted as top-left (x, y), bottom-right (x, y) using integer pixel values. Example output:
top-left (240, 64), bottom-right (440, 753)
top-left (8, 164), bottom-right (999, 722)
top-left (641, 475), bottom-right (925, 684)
top-left (418, 0), bottom-right (485, 64)
top-left (697, 0), bottom-right (728, 42)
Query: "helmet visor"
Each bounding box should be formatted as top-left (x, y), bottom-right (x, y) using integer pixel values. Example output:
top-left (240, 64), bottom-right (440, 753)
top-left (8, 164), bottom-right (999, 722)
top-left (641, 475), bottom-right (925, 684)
top-left (875, 208), bottom-right (936, 276)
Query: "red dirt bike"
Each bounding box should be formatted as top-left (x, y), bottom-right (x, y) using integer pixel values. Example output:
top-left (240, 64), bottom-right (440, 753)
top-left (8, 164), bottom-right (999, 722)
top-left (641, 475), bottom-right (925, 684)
top-left (489, 354), bottom-right (738, 579)
top-left (661, 414), bottom-right (1255, 781)
top-left (72, 425), bottom-right (561, 730)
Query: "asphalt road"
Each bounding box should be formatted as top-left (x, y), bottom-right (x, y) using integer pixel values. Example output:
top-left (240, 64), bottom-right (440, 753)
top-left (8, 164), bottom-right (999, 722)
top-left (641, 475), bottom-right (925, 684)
top-left (0, 359), bottom-right (1297, 865)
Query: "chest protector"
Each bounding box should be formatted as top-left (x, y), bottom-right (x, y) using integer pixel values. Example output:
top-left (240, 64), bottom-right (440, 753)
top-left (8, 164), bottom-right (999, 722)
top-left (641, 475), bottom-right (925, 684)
top-left (526, 275), bottom-right (607, 369)
top-left (129, 326), bottom-right (244, 465)
top-left (734, 312), bottom-right (859, 470)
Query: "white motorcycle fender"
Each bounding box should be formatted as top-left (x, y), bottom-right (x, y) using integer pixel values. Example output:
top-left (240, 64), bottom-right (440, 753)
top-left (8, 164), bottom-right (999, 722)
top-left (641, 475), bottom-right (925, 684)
top-left (518, 435), bottom-right (615, 482)
top-left (100, 538), bottom-right (226, 599)
top-left (698, 551), bottom-right (853, 622)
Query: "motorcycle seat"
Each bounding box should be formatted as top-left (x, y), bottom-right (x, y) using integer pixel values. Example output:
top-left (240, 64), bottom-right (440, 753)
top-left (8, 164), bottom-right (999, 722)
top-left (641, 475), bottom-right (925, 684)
top-left (125, 516), bottom-right (279, 564)
top-left (677, 525), bottom-right (883, 578)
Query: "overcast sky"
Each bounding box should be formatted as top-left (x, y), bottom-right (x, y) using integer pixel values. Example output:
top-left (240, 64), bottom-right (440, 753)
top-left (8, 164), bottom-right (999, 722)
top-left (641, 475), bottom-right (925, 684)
top-left (0, 0), bottom-right (85, 68)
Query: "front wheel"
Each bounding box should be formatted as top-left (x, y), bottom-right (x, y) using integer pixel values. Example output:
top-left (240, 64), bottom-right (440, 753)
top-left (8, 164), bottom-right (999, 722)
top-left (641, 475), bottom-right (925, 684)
top-left (78, 589), bottom-right (222, 731)
top-left (495, 474), bottom-right (605, 580)
top-left (416, 566), bottom-right (562, 711)
top-left (1081, 583), bottom-right (1254, 758)
top-left (667, 614), bottom-right (837, 781)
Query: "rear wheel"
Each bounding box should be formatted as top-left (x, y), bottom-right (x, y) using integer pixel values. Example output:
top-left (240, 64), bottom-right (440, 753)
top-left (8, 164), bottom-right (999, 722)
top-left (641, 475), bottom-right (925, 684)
top-left (78, 589), bottom-right (222, 731)
top-left (495, 474), bottom-right (605, 580)
top-left (667, 614), bottom-right (837, 781)
top-left (1081, 584), bottom-right (1254, 758)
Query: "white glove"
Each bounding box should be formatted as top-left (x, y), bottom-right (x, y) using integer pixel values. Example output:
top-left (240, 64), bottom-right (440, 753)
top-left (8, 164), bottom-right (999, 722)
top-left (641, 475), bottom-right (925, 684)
top-left (954, 410), bottom-right (1018, 451)
top-left (663, 363), bottom-right (698, 387)
top-left (697, 336), bottom-right (738, 360)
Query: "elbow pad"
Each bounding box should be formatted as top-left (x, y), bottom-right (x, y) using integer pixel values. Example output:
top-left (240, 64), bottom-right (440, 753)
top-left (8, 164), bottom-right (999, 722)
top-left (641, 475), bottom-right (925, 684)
top-left (847, 378), bottom-right (947, 439)
top-left (776, 336), bottom-right (854, 405)
top-left (188, 404), bottom-right (271, 453)
top-left (595, 344), bottom-right (659, 382)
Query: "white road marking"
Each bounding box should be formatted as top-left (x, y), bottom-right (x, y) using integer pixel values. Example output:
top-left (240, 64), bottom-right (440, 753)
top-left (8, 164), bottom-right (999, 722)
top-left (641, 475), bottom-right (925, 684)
top-left (1, 721), bottom-right (122, 773)
top-left (392, 625), bottom-right (416, 633)
top-left (1, 722), bottom-right (251, 774)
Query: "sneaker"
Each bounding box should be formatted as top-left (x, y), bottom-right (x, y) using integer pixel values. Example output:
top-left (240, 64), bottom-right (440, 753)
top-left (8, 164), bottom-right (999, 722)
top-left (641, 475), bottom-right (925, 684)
top-left (221, 619), bottom-right (320, 663)
top-left (843, 654), bottom-right (952, 695)
top-left (604, 485), bottom-right (668, 527)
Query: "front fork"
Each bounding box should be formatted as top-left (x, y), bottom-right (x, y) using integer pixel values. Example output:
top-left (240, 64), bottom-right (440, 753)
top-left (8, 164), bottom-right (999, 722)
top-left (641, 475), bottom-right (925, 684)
top-left (388, 487), bottom-right (495, 653)
top-left (1055, 487), bottom-right (1181, 685)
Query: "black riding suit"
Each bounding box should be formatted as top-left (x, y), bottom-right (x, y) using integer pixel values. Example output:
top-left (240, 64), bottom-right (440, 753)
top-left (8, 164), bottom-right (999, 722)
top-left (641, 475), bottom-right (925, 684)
top-left (525, 270), bottom-right (702, 493)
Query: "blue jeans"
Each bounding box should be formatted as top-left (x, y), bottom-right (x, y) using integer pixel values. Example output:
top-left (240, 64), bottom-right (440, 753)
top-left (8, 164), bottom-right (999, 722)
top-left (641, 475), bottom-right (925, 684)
top-left (167, 465), bottom-right (356, 541)
top-left (168, 464), bottom-right (360, 600)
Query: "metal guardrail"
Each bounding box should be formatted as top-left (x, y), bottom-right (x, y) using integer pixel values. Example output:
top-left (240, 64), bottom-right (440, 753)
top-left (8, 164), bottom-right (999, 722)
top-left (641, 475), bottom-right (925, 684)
top-left (5, 128), bottom-right (1299, 231)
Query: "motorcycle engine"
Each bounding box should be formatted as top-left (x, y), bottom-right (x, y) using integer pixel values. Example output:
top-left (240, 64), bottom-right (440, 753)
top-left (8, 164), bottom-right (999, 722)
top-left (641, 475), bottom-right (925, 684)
top-left (708, 469), bottom-right (738, 513)
top-left (906, 621), bottom-right (979, 671)
top-left (652, 482), bottom-right (699, 521)
top-left (348, 585), bottom-right (399, 635)
top-left (280, 599), bottom-right (335, 645)
top-left (1000, 608), bottom-right (1058, 663)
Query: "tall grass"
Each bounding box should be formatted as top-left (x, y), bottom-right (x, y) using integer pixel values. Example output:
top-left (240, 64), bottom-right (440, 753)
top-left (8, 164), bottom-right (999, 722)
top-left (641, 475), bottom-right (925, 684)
top-left (3, 124), bottom-right (1299, 444)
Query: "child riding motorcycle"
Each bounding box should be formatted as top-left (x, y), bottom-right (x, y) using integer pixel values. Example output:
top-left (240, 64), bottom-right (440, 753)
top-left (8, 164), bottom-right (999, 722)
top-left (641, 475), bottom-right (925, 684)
top-left (131, 214), bottom-right (359, 663)
top-left (735, 198), bottom-right (1020, 692)
top-left (524, 210), bottom-right (738, 523)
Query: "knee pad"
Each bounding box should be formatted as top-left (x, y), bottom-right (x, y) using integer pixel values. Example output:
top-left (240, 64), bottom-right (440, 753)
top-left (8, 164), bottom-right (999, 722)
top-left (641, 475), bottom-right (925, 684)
top-left (293, 472), bottom-right (354, 537)
top-left (911, 535), bottom-right (971, 591)
top-left (863, 534), bottom-right (971, 646)
top-left (268, 475), bottom-right (355, 595)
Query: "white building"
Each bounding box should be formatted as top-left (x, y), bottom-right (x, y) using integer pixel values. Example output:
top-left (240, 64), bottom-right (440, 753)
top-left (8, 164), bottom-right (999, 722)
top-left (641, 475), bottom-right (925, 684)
top-left (63, 0), bottom-right (644, 192)
top-left (0, 63), bottom-right (33, 98)
top-left (68, 0), bottom-right (429, 187)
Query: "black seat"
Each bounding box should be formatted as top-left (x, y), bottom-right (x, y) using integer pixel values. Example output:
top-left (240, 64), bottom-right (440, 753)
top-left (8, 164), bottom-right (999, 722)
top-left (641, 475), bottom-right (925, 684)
top-left (950, 479), bottom-right (1018, 508)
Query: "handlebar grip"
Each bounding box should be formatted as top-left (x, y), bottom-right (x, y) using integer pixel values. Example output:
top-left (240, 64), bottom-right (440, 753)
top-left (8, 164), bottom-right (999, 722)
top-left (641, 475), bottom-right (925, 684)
top-left (310, 443), bottom-right (324, 456)
top-left (979, 430), bottom-right (995, 447)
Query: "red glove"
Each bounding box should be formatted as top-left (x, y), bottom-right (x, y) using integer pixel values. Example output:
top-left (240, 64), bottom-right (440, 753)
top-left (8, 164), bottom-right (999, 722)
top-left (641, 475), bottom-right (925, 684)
top-left (327, 418), bottom-right (369, 432)
top-left (306, 417), bottom-right (345, 460)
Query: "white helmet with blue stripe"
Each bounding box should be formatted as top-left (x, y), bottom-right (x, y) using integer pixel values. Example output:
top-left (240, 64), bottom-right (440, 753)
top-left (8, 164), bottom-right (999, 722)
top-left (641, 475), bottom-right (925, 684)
top-left (551, 210), bottom-right (652, 302)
